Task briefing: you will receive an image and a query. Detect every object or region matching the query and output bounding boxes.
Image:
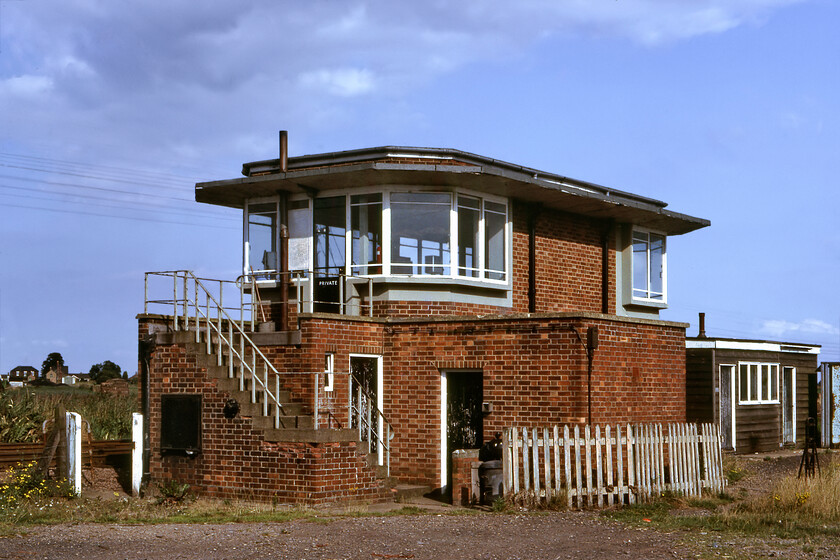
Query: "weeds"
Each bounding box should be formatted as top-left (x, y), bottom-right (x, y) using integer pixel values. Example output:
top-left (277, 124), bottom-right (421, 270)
top-left (0, 461), bottom-right (75, 523)
top-left (0, 387), bottom-right (137, 442)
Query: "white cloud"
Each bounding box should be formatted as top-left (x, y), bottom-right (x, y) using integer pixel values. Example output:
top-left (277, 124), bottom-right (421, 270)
top-left (760, 318), bottom-right (840, 338)
top-left (0, 75), bottom-right (53, 97)
top-left (299, 68), bottom-right (376, 97)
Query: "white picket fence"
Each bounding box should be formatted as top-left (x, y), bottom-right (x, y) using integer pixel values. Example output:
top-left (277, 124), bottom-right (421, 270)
top-left (502, 423), bottom-right (725, 508)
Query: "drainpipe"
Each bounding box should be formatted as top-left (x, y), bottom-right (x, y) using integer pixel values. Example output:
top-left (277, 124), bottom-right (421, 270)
top-left (528, 205), bottom-right (539, 313)
top-left (280, 225), bottom-right (290, 331)
top-left (601, 221), bottom-right (613, 314)
top-left (139, 334), bottom-right (154, 494)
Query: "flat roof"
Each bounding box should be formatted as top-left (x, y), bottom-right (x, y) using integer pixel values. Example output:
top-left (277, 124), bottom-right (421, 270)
top-left (686, 336), bottom-right (821, 354)
top-left (195, 146), bottom-right (710, 236)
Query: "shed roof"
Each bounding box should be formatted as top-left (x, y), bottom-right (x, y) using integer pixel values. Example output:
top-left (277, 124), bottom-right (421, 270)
top-left (196, 146), bottom-right (710, 236)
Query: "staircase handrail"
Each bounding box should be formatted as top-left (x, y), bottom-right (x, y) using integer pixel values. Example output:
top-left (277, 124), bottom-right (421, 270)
top-left (145, 270), bottom-right (287, 429)
top-left (350, 371), bottom-right (395, 476)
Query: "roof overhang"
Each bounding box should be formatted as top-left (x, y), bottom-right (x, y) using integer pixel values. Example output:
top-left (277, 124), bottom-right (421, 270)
top-left (195, 146), bottom-right (710, 236)
top-left (686, 337), bottom-right (821, 354)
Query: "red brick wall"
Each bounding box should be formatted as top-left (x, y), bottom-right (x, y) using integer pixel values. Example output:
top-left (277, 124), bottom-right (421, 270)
top-left (139, 316), bottom-right (389, 505)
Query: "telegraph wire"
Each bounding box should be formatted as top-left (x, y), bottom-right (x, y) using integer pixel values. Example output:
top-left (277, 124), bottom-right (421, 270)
top-left (0, 187), bottom-right (238, 222)
top-left (0, 162), bottom-right (196, 192)
top-left (0, 173), bottom-right (194, 202)
top-left (0, 201), bottom-right (238, 229)
top-left (0, 151), bottom-right (198, 183)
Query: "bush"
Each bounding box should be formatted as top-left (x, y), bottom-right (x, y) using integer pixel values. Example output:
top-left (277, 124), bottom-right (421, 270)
top-left (0, 461), bottom-right (74, 512)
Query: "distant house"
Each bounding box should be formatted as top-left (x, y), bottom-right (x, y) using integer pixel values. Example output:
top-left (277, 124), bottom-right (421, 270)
top-left (63, 373), bottom-right (91, 385)
top-left (7, 365), bottom-right (38, 387)
top-left (686, 317), bottom-right (820, 453)
top-left (45, 365), bottom-right (69, 384)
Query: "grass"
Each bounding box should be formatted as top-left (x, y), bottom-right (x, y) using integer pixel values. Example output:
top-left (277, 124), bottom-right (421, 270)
top-left (0, 386), bottom-right (138, 442)
top-left (601, 455), bottom-right (840, 557)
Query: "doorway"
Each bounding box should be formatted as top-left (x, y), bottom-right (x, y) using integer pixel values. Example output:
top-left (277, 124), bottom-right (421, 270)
top-left (350, 355), bottom-right (382, 460)
top-left (719, 365), bottom-right (735, 450)
top-left (441, 370), bottom-right (483, 489)
top-left (782, 367), bottom-right (796, 445)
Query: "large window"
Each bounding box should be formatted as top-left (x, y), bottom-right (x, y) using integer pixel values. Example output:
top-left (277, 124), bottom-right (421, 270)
top-left (246, 189), bottom-right (508, 283)
top-left (245, 201), bottom-right (278, 276)
top-left (738, 362), bottom-right (779, 405)
top-left (390, 192), bottom-right (452, 275)
top-left (632, 229), bottom-right (665, 301)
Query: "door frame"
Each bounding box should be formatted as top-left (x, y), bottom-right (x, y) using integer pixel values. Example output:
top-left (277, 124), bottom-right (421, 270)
top-left (349, 354), bottom-right (383, 464)
top-left (782, 366), bottom-right (796, 445)
top-left (719, 364), bottom-right (736, 451)
top-left (440, 369), bottom-right (483, 489)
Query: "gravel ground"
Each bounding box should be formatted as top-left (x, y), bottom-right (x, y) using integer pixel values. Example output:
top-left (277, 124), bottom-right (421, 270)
top-left (0, 450), bottom-right (834, 560)
top-left (0, 512), bottom-right (691, 560)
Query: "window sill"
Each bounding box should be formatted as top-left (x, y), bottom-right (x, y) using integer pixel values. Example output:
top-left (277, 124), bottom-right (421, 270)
top-left (738, 401), bottom-right (780, 406)
top-left (249, 274), bottom-right (511, 292)
top-left (624, 298), bottom-right (668, 311)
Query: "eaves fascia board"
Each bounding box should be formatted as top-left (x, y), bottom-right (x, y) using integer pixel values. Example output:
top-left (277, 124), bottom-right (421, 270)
top-left (199, 149), bottom-right (710, 234)
top-left (686, 338), bottom-right (821, 354)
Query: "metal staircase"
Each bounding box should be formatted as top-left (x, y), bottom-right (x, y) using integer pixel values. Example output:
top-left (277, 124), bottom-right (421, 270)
top-left (144, 270), bottom-right (394, 475)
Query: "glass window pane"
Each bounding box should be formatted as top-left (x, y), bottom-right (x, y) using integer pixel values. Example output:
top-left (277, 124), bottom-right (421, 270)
top-left (390, 192), bottom-right (450, 275)
top-left (351, 194), bottom-right (382, 275)
top-left (632, 233), bottom-right (649, 298)
top-left (247, 202), bottom-right (277, 274)
top-left (485, 205), bottom-right (506, 280)
top-left (749, 364), bottom-right (759, 402)
top-left (314, 196), bottom-right (346, 276)
top-left (739, 364), bottom-right (748, 402)
top-left (288, 199), bottom-right (310, 271)
top-left (770, 365), bottom-right (779, 401)
top-left (649, 234), bottom-right (664, 300)
top-left (458, 196), bottom-right (479, 277)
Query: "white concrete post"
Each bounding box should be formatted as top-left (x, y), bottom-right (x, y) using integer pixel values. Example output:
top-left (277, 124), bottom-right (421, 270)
top-left (131, 413), bottom-right (143, 496)
top-left (65, 412), bottom-right (83, 496)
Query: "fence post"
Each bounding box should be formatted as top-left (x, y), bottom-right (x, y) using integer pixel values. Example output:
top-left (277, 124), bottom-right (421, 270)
top-left (65, 411), bottom-right (82, 496)
top-left (132, 413), bottom-right (143, 497)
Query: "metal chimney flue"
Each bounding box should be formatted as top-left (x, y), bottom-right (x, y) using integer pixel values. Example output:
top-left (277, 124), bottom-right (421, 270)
top-left (698, 312), bottom-right (707, 338)
top-left (279, 130), bottom-right (288, 172)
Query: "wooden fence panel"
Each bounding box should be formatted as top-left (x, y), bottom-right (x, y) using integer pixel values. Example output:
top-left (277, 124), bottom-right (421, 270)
top-left (502, 422), bottom-right (726, 509)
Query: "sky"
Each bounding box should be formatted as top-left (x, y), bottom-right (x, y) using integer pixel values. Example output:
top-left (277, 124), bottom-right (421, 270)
top-left (0, 0), bottom-right (838, 376)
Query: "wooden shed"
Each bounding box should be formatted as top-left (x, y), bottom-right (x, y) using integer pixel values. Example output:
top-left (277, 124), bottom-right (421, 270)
top-left (686, 333), bottom-right (820, 453)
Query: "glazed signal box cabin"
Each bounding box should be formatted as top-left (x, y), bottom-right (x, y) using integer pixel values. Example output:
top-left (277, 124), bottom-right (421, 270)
top-left (139, 134), bottom-right (710, 505)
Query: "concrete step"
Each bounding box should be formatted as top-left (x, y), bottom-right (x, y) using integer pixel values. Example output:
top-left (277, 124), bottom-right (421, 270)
top-left (392, 484), bottom-right (432, 501)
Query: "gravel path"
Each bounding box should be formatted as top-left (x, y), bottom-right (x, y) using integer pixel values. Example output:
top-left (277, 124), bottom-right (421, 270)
top-left (0, 512), bottom-right (690, 560)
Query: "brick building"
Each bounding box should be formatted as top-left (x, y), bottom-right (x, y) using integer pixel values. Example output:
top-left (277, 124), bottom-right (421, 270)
top-left (139, 136), bottom-right (709, 504)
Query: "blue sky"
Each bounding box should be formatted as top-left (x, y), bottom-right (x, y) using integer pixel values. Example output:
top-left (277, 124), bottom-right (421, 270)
top-left (1, 0), bottom-right (837, 375)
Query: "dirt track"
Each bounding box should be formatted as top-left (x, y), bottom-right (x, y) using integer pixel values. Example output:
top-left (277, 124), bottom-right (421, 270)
top-left (0, 511), bottom-right (690, 560)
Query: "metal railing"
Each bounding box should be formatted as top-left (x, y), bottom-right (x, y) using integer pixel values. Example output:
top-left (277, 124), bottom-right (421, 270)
top-left (245, 269), bottom-right (374, 318)
top-left (144, 270), bottom-right (396, 471)
top-left (349, 374), bottom-right (395, 477)
top-left (144, 271), bottom-right (288, 429)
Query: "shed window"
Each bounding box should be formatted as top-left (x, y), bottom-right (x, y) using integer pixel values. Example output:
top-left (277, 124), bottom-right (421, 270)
top-left (738, 362), bottom-right (779, 405)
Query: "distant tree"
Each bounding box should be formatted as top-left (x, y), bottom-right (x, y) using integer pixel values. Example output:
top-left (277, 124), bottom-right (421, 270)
top-left (89, 360), bottom-right (122, 384)
top-left (41, 352), bottom-right (64, 376)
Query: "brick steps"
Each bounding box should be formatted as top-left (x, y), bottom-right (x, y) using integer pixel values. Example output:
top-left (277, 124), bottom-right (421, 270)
top-left (163, 329), bottom-right (402, 500)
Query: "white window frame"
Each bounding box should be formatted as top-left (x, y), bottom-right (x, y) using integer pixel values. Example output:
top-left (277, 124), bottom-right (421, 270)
top-left (246, 187), bottom-right (511, 288)
top-left (630, 227), bottom-right (667, 304)
top-left (323, 353), bottom-right (334, 393)
top-left (738, 361), bottom-right (780, 405)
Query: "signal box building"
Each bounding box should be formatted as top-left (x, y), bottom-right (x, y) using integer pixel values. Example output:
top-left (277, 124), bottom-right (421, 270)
top-left (139, 136), bottom-right (709, 504)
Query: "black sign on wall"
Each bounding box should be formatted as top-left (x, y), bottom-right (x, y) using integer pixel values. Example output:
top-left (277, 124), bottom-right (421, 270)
top-left (160, 394), bottom-right (201, 455)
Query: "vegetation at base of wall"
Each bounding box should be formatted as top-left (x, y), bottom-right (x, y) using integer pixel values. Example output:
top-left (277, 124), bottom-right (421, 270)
top-left (0, 462), bottom-right (75, 525)
top-left (0, 387), bottom-right (138, 442)
top-left (602, 462), bottom-right (840, 543)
